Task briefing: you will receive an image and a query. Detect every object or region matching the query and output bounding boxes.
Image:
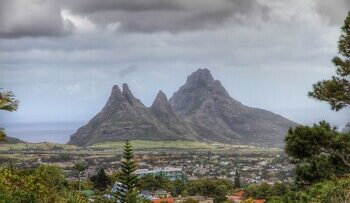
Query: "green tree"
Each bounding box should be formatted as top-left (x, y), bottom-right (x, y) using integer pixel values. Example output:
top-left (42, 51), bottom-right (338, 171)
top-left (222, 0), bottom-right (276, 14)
top-left (90, 168), bottom-right (111, 191)
top-left (0, 89), bottom-right (19, 141)
top-left (309, 12), bottom-right (350, 111)
top-left (285, 121), bottom-right (350, 185)
top-left (139, 175), bottom-right (174, 194)
top-left (73, 161), bottom-right (88, 192)
top-left (187, 179), bottom-right (233, 203)
top-left (173, 179), bottom-right (187, 197)
top-left (282, 176), bottom-right (350, 203)
top-left (0, 165), bottom-right (86, 203)
top-left (116, 140), bottom-right (139, 203)
top-left (234, 169), bottom-right (241, 188)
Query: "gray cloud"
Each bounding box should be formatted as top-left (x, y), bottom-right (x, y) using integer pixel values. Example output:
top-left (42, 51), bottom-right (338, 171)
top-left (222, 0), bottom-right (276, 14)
top-left (64, 0), bottom-right (182, 13)
top-left (0, 0), bottom-right (270, 38)
top-left (67, 0), bottom-right (269, 33)
top-left (1, 0), bottom-right (349, 38)
top-left (118, 65), bottom-right (140, 77)
top-left (315, 0), bottom-right (350, 25)
top-left (0, 0), bottom-right (73, 38)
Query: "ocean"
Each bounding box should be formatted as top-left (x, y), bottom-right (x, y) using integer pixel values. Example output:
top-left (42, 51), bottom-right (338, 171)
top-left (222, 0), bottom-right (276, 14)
top-left (0, 121), bottom-right (85, 144)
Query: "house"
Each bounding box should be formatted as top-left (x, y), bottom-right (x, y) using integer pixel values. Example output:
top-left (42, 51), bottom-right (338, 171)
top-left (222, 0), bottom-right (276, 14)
top-left (140, 189), bottom-right (172, 200)
top-left (135, 167), bottom-right (186, 181)
top-left (254, 200), bottom-right (265, 203)
top-left (226, 191), bottom-right (244, 202)
top-left (175, 195), bottom-right (214, 203)
top-left (152, 197), bottom-right (175, 203)
top-left (153, 189), bottom-right (172, 198)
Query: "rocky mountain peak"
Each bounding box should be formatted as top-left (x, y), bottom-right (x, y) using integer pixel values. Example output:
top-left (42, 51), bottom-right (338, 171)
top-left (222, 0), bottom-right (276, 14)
top-left (154, 90), bottom-right (168, 104)
top-left (105, 85), bottom-right (124, 107)
top-left (111, 84), bottom-right (122, 95)
top-left (151, 90), bottom-right (174, 116)
top-left (69, 68), bottom-right (297, 147)
top-left (122, 83), bottom-right (135, 103)
top-left (185, 68), bottom-right (215, 88)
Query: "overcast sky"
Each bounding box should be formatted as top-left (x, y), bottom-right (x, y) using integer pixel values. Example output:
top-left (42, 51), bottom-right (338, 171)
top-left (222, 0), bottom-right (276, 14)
top-left (0, 0), bottom-right (349, 129)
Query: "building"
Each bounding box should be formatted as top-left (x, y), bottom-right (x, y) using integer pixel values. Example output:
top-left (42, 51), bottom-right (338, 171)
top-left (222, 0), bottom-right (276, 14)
top-left (226, 191), bottom-right (244, 202)
top-left (141, 189), bottom-right (172, 200)
top-left (152, 197), bottom-right (175, 203)
top-left (135, 167), bottom-right (185, 181)
top-left (175, 195), bottom-right (214, 203)
top-left (254, 200), bottom-right (266, 203)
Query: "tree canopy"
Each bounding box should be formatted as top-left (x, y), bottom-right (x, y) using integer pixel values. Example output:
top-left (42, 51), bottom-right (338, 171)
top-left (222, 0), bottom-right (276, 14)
top-left (116, 140), bottom-right (140, 203)
top-left (309, 12), bottom-right (350, 111)
top-left (90, 168), bottom-right (111, 191)
top-left (285, 121), bottom-right (350, 185)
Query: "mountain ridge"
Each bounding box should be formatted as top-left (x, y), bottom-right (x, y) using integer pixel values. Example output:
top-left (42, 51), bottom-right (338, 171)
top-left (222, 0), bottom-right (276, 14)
top-left (69, 68), bottom-right (298, 147)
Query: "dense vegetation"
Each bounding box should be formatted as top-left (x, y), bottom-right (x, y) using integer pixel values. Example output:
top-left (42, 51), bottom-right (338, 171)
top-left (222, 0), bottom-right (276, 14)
top-left (0, 165), bottom-right (88, 203)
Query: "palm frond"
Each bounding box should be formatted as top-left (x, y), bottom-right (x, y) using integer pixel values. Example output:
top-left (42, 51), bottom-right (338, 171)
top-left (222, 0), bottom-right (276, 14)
top-left (0, 90), bottom-right (19, 112)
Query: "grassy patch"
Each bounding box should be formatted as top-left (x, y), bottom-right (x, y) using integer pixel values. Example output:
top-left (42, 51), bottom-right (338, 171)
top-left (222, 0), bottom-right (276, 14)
top-left (87, 140), bottom-right (218, 150)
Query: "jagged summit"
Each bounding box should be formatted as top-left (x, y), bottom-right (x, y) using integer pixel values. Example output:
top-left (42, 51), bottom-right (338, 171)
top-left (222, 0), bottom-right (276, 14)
top-left (169, 68), bottom-right (298, 145)
top-left (69, 84), bottom-right (199, 146)
top-left (122, 83), bottom-right (136, 104)
top-left (185, 68), bottom-right (215, 87)
top-left (151, 91), bottom-right (173, 116)
top-left (69, 68), bottom-right (298, 147)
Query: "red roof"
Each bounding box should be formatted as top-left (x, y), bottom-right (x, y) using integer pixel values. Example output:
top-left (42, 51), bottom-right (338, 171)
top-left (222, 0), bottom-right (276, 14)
top-left (232, 191), bottom-right (245, 197)
top-left (255, 199), bottom-right (265, 203)
top-left (152, 197), bottom-right (175, 203)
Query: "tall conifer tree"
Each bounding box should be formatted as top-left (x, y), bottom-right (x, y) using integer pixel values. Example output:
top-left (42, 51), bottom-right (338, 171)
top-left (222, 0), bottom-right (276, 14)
top-left (234, 168), bottom-right (241, 188)
top-left (116, 140), bottom-right (139, 203)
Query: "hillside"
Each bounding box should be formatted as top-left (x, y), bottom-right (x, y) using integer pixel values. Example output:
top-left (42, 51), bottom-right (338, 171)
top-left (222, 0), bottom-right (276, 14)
top-left (170, 68), bottom-right (298, 146)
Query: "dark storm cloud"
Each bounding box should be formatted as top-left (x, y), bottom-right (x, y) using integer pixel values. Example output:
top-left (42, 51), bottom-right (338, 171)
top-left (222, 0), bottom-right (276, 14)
top-left (66, 0), bottom-right (269, 33)
top-left (0, 0), bottom-right (73, 38)
top-left (64, 0), bottom-right (182, 13)
top-left (0, 0), bottom-right (269, 38)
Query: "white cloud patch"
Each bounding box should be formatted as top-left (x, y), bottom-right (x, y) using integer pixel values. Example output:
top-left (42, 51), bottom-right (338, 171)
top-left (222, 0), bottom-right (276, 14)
top-left (61, 10), bottom-right (97, 34)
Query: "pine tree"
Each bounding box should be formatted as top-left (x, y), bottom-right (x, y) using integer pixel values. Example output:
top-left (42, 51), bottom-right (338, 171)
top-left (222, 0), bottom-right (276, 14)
top-left (91, 168), bottom-right (111, 191)
top-left (116, 140), bottom-right (139, 203)
top-left (234, 168), bottom-right (241, 188)
top-left (309, 12), bottom-right (350, 111)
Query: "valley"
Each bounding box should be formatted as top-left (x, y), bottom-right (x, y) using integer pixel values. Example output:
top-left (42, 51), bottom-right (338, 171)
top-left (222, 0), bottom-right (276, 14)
top-left (0, 140), bottom-right (292, 185)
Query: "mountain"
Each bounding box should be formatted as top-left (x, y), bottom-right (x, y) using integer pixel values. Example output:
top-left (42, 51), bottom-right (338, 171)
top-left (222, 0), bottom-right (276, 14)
top-left (169, 68), bottom-right (298, 146)
top-left (69, 68), bottom-right (298, 147)
top-left (0, 136), bottom-right (24, 144)
top-left (68, 84), bottom-right (199, 146)
top-left (150, 91), bottom-right (199, 139)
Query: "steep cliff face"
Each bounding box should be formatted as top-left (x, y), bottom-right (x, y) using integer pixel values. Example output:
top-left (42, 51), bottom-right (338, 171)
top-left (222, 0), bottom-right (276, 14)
top-left (169, 68), bottom-right (298, 146)
top-left (69, 68), bottom-right (298, 147)
top-left (150, 91), bottom-right (199, 140)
